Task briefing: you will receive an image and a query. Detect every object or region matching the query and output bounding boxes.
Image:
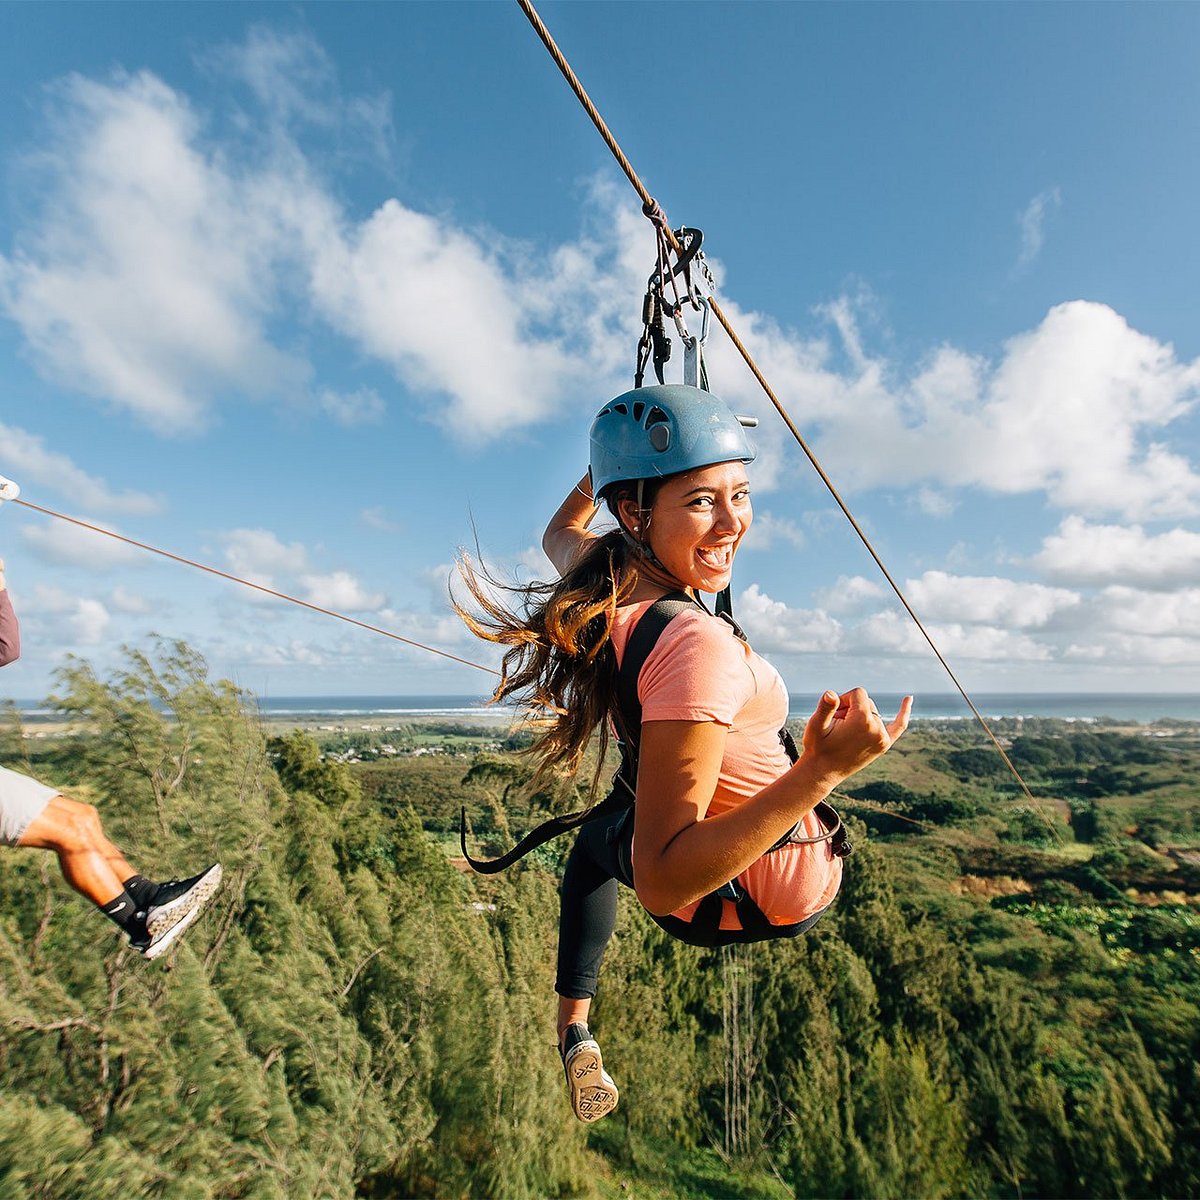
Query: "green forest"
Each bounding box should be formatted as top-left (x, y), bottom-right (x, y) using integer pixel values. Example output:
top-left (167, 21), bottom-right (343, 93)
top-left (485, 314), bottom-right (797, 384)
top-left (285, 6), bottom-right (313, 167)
top-left (1, 643), bottom-right (1198, 1199)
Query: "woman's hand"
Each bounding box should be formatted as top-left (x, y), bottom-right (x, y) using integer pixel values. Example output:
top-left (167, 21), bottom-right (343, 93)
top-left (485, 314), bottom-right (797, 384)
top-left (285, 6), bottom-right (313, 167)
top-left (542, 472), bottom-right (600, 576)
top-left (800, 687), bottom-right (912, 788)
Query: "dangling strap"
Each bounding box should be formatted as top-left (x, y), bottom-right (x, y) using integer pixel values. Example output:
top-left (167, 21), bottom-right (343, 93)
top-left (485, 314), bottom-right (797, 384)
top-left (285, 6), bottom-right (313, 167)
top-left (460, 591), bottom-right (698, 874)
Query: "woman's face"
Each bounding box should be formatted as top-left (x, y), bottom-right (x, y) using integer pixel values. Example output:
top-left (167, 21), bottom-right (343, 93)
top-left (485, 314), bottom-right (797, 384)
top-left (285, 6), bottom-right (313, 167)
top-left (626, 460), bottom-right (753, 593)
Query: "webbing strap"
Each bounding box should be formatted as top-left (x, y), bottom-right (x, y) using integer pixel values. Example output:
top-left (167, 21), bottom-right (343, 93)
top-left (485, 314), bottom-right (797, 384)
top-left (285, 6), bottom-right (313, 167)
top-left (461, 592), bottom-right (698, 873)
top-left (613, 591), bottom-right (696, 749)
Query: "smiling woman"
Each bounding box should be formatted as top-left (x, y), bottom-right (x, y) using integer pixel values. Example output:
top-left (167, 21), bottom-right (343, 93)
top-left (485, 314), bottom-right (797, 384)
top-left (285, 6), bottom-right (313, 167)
top-left (455, 383), bottom-right (911, 1123)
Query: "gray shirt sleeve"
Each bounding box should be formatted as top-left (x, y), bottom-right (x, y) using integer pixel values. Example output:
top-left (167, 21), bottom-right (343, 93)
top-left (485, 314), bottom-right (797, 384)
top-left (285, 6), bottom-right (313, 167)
top-left (0, 589), bottom-right (19, 668)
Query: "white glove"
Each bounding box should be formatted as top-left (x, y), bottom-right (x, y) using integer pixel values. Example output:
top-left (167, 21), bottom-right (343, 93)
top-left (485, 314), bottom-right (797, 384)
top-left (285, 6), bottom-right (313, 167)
top-left (0, 476), bottom-right (19, 503)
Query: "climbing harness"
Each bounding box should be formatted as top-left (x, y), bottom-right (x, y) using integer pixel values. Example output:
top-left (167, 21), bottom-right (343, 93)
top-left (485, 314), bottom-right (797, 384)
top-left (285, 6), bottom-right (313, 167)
top-left (462, 590), bottom-right (850, 946)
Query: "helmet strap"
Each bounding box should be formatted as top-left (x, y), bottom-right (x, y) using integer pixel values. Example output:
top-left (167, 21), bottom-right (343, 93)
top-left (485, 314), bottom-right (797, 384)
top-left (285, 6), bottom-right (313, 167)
top-left (616, 479), bottom-right (668, 573)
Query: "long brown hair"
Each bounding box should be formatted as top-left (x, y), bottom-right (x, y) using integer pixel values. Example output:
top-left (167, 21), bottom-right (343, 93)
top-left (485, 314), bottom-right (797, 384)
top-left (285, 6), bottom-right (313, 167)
top-left (454, 483), bottom-right (660, 797)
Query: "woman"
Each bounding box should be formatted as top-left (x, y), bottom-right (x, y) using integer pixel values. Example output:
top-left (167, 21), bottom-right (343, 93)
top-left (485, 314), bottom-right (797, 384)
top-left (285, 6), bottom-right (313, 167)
top-left (459, 384), bottom-right (911, 1122)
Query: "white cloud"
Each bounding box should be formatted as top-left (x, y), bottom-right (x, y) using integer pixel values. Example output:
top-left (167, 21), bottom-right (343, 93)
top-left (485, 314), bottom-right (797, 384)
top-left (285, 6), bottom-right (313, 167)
top-left (2, 36), bottom-right (1195, 532)
top-left (735, 583), bottom-right (843, 653)
top-left (1030, 515), bottom-right (1200, 589)
top-left (913, 486), bottom-right (957, 518)
top-left (0, 72), bottom-right (306, 434)
top-left (298, 570), bottom-right (385, 612)
top-left (205, 25), bottom-right (390, 145)
top-left (739, 510), bottom-right (807, 552)
top-left (25, 584), bottom-right (111, 645)
top-left (904, 570), bottom-right (1081, 629)
top-left (22, 518), bottom-right (142, 568)
top-left (302, 199), bottom-right (584, 441)
top-left (854, 610), bottom-right (1052, 662)
top-left (108, 584), bottom-right (151, 614)
top-left (814, 574), bottom-right (886, 615)
top-left (0, 422), bottom-right (161, 514)
top-left (1063, 632), bottom-right (1200, 666)
top-left (1090, 585), bottom-right (1200, 638)
top-left (317, 387), bottom-right (385, 426)
top-left (1015, 186), bottom-right (1061, 273)
top-left (218, 526), bottom-right (385, 614)
top-left (220, 527), bottom-right (310, 585)
top-left (712, 294), bottom-right (1200, 520)
top-left (360, 506), bottom-right (403, 533)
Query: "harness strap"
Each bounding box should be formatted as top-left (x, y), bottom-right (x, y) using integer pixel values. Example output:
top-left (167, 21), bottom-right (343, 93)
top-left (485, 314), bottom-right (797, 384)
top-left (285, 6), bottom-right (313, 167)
top-left (461, 589), bottom-right (851, 889)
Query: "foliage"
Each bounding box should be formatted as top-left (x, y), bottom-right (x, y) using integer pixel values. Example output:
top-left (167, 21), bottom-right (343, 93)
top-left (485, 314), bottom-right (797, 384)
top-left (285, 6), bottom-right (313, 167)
top-left (2, 650), bottom-right (1200, 1197)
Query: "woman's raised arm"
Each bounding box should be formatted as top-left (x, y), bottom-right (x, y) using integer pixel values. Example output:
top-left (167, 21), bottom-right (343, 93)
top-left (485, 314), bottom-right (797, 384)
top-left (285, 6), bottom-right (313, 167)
top-left (542, 472), bottom-right (602, 576)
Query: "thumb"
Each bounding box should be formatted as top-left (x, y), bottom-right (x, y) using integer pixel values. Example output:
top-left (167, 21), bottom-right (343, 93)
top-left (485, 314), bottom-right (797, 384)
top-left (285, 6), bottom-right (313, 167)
top-left (810, 689), bottom-right (839, 734)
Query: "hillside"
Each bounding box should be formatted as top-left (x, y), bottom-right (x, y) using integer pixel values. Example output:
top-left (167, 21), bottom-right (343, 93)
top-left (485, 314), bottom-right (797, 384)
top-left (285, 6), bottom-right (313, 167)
top-left (0, 647), bottom-right (1197, 1198)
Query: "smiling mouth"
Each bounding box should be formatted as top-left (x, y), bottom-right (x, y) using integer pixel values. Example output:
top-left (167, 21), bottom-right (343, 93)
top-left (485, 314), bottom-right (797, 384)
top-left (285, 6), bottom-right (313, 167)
top-left (696, 544), bottom-right (734, 570)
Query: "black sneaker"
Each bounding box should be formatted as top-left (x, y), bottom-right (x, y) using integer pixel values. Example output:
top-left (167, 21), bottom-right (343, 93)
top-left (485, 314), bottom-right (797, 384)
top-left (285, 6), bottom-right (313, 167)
top-left (560, 1022), bottom-right (618, 1122)
top-left (138, 863), bottom-right (223, 960)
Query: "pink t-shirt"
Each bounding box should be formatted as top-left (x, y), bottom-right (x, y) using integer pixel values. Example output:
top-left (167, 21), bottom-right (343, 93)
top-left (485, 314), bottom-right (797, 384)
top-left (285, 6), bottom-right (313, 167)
top-left (610, 599), bottom-right (842, 931)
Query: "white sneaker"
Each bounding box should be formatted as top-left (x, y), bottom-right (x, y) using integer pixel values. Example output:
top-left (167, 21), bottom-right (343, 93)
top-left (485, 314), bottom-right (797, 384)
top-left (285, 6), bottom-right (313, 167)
top-left (135, 863), bottom-right (223, 960)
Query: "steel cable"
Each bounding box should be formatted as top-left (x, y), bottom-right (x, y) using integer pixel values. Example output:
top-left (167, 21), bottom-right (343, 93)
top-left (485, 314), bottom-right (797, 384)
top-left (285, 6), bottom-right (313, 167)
top-left (515, 0), bottom-right (1049, 819)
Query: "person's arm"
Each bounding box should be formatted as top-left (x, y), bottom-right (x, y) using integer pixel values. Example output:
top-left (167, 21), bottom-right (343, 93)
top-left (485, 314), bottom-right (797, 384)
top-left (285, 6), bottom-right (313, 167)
top-left (0, 559), bottom-right (19, 668)
top-left (542, 473), bottom-right (601, 576)
top-left (631, 688), bottom-right (912, 916)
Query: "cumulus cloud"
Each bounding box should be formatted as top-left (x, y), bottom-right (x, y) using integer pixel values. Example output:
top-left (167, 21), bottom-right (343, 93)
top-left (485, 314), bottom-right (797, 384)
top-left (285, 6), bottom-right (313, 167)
top-left (854, 609), bottom-right (1053, 662)
top-left (801, 299), bottom-right (1200, 521)
top-left (220, 527), bottom-right (309, 585)
top-left (108, 584), bottom-right (151, 614)
top-left (735, 583), bottom-right (843, 654)
top-left (1089, 585), bottom-right (1200, 639)
top-left (739, 510), bottom-right (807, 552)
top-left (0, 36), bottom-right (634, 444)
top-left (1030, 515), bottom-right (1200, 589)
top-left (904, 570), bottom-right (1081, 629)
top-left (297, 570), bottom-right (385, 612)
top-left (0, 422), bottom-right (161, 514)
top-left (1, 30), bottom-right (1195, 527)
top-left (26, 584), bottom-right (112, 645)
top-left (219, 526), bottom-right (385, 612)
top-left (22, 517), bottom-right (142, 568)
top-left (0, 72), bottom-right (307, 434)
top-left (813, 575), bottom-right (886, 615)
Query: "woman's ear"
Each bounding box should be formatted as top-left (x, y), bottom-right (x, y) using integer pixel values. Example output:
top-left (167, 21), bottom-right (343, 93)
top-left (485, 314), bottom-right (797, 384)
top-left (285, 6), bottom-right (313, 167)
top-left (615, 495), bottom-right (641, 534)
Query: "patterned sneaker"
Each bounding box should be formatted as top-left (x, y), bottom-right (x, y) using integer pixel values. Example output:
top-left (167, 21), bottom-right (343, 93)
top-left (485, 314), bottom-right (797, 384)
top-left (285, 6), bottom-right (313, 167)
top-left (138, 863), bottom-right (223, 960)
top-left (560, 1022), bottom-right (618, 1122)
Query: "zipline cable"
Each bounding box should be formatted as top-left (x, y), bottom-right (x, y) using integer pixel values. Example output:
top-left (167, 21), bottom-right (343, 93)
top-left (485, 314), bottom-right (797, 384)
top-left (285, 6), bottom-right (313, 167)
top-left (10, 498), bottom-right (500, 677)
top-left (515, 0), bottom-right (1048, 817)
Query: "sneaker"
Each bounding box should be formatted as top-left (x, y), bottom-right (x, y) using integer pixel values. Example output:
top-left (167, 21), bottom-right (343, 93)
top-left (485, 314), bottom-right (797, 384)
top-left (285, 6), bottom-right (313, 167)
top-left (137, 863), bottom-right (223, 960)
top-left (560, 1022), bottom-right (618, 1123)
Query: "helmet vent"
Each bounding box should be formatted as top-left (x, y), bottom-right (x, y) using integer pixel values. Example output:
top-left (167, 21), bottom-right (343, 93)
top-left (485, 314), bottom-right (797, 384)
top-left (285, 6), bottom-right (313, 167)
top-left (645, 406), bottom-right (668, 428)
top-left (632, 401), bottom-right (645, 422)
top-left (613, 403), bottom-right (628, 415)
top-left (648, 423), bottom-right (671, 452)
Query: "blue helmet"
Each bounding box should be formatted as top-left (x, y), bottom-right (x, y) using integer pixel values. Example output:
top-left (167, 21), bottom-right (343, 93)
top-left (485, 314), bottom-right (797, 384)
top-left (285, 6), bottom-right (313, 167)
top-left (588, 384), bottom-right (757, 498)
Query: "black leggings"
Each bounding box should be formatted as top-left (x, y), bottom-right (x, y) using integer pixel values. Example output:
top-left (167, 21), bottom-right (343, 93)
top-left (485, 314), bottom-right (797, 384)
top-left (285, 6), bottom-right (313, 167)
top-left (555, 807), bottom-right (835, 997)
top-left (555, 807), bottom-right (634, 1000)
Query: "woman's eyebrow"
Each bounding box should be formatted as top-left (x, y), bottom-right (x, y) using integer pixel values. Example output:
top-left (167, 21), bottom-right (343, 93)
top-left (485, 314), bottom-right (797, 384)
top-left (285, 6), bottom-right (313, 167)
top-left (680, 480), bottom-right (750, 498)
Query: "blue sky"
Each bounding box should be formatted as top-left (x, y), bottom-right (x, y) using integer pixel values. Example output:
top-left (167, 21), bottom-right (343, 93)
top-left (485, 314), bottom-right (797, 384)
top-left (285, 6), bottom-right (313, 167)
top-left (1, 1), bottom-right (1198, 702)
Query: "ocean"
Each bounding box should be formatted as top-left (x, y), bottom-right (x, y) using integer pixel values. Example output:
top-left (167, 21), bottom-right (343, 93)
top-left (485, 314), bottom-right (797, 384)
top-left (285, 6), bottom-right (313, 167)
top-left (247, 692), bottom-right (1200, 723)
top-left (11, 692), bottom-right (1200, 724)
